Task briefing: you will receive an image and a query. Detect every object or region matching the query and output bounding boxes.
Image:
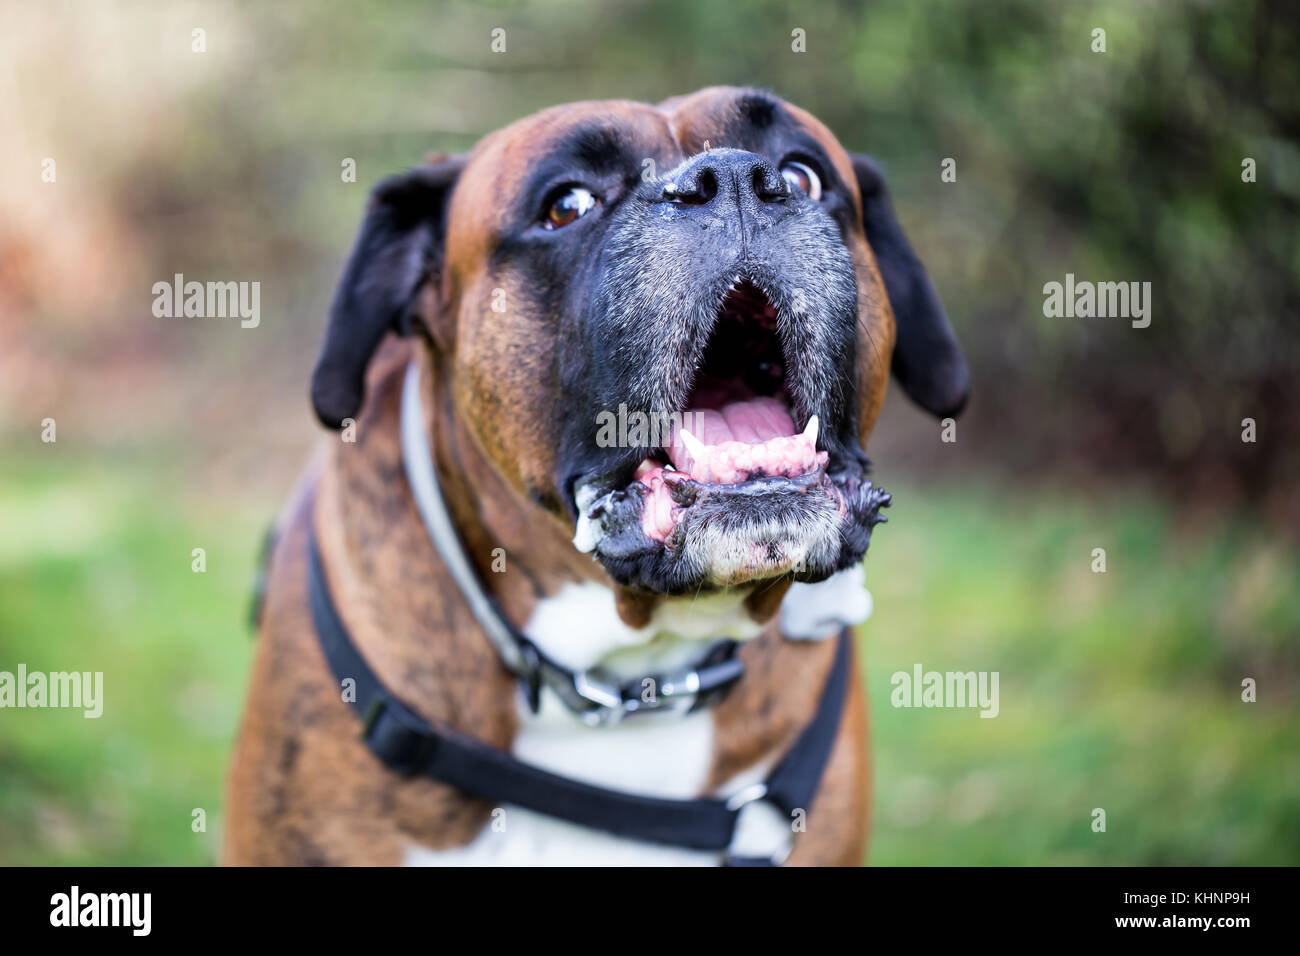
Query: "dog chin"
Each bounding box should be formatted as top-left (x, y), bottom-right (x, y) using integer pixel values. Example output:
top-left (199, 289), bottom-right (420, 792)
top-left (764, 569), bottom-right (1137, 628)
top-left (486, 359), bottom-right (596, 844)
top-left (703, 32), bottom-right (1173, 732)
top-left (573, 464), bottom-right (890, 595)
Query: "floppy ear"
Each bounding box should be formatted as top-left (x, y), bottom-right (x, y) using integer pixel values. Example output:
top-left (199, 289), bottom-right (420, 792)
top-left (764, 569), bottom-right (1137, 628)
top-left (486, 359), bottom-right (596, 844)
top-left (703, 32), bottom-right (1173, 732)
top-left (310, 155), bottom-right (465, 428)
top-left (851, 154), bottom-right (970, 418)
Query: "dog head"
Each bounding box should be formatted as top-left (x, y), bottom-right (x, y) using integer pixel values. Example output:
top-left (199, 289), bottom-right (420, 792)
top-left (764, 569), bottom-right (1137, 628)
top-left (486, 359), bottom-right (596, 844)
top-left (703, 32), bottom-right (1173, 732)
top-left (311, 87), bottom-right (968, 596)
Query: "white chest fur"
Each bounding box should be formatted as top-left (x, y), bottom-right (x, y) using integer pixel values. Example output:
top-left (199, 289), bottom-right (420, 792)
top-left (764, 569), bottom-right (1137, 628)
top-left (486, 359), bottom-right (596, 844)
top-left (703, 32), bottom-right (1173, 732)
top-left (404, 700), bottom-right (722, 866)
top-left (403, 568), bottom-right (871, 866)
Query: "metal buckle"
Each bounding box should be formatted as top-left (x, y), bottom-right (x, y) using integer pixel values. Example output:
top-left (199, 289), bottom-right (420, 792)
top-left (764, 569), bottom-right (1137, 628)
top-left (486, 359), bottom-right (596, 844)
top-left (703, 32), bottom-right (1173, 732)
top-left (723, 783), bottom-right (795, 866)
top-left (658, 670), bottom-right (702, 700)
top-left (566, 666), bottom-right (704, 725)
top-left (528, 642), bottom-right (744, 725)
top-left (725, 782), bottom-right (770, 817)
top-left (571, 671), bottom-right (626, 726)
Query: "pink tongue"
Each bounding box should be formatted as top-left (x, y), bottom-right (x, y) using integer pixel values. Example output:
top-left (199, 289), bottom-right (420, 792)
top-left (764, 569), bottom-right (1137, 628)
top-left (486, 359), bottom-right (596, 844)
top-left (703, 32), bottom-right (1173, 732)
top-left (667, 397), bottom-right (825, 485)
top-left (633, 397), bottom-right (829, 543)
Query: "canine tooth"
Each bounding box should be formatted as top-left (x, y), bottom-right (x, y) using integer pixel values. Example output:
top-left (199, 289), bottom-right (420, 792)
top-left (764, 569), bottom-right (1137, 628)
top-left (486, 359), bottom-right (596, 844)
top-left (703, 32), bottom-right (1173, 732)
top-left (679, 428), bottom-right (706, 464)
top-left (803, 414), bottom-right (819, 447)
top-left (573, 513), bottom-right (598, 553)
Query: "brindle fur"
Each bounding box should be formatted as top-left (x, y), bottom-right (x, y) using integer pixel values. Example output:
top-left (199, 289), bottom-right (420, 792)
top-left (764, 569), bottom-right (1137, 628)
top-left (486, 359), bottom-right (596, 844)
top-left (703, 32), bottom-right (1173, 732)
top-left (225, 88), bottom-right (959, 866)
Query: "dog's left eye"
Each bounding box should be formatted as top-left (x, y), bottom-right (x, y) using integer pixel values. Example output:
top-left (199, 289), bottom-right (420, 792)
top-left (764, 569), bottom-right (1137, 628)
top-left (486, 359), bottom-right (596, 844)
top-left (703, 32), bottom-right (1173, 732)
top-left (544, 186), bottom-right (600, 229)
top-left (780, 161), bottom-right (822, 200)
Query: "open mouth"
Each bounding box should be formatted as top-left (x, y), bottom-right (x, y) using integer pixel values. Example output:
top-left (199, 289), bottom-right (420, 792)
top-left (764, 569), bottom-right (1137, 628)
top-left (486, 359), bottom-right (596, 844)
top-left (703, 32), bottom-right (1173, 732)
top-left (574, 277), bottom-right (889, 593)
top-left (635, 280), bottom-right (830, 542)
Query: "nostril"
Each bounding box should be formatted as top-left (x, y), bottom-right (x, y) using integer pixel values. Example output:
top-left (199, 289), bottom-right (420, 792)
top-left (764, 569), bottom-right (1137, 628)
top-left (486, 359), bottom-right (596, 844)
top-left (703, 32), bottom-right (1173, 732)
top-left (692, 168), bottom-right (719, 204)
top-left (698, 169), bottom-right (718, 203)
top-left (662, 151), bottom-right (787, 207)
top-left (667, 167), bottom-right (718, 205)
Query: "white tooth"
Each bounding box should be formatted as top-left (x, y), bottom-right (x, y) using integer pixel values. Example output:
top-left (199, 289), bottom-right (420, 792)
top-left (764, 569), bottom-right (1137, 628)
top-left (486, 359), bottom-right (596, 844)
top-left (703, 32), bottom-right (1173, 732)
top-left (575, 484), bottom-right (600, 512)
top-left (802, 414), bottom-right (820, 447)
top-left (679, 428), bottom-right (706, 464)
top-left (573, 513), bottom-right (598, 553)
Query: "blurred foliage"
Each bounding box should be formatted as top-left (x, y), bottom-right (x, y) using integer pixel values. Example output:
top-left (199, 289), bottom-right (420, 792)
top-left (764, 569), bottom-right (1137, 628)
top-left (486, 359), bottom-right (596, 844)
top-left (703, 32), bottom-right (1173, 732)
top-left (865, 481), bottom-right (1300, 865)
top-left (0, 457), bottom-right (262, 864)
top-left (3, 0), bottom-right (1296, 519)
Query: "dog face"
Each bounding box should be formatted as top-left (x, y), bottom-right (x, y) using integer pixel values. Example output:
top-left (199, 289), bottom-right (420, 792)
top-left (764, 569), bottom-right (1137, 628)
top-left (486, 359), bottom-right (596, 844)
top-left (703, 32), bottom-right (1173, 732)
top-left (311, 87), bottom-right (968, 596)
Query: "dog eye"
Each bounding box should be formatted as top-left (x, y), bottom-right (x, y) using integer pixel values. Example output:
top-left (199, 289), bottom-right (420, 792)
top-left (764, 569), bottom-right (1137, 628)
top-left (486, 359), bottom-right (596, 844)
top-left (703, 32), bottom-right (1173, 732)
top-left (544, 186), bottom-right (600, 229)
top-left (780, 161), bottom-right (822, 200)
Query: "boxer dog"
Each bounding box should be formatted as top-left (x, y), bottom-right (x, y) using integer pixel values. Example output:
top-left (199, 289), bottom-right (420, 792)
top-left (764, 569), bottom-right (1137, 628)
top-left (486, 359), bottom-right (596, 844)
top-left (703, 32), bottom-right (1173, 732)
top-left (225, 87), bottom-right (968, 866)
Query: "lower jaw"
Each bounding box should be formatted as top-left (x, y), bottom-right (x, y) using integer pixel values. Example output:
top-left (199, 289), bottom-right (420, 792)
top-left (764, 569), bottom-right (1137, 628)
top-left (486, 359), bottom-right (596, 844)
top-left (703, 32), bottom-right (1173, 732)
top-left (583, 466), bottom-right (891, 594)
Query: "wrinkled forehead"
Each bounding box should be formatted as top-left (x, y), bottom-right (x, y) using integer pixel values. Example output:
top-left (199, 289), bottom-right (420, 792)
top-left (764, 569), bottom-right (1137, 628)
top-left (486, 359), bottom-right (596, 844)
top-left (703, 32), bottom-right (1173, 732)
top-left (660, 87), bottom-right (859, 205)
top-left (446, 90), bottom-right (860, 246)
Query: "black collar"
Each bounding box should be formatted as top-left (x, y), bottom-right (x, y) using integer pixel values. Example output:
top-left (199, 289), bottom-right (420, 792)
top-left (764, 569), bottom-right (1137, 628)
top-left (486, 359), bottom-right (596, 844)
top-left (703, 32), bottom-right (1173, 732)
top-left (307, 533), bottom-right (853, 864)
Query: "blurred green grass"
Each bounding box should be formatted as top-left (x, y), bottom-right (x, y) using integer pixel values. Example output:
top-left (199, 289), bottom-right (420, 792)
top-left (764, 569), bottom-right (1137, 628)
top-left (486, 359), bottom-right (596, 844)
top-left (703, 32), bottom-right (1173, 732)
top-left (863, 479), bottom-right (1300, 865)
top-left (1, 456), bottom-right (1297, 864)
top-left (0, 455), bottom-right (263, 865)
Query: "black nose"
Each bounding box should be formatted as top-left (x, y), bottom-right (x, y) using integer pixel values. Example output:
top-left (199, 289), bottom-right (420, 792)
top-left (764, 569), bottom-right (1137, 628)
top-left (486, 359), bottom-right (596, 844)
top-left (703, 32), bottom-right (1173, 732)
top-left (661, 148), bottom-right (789, 206)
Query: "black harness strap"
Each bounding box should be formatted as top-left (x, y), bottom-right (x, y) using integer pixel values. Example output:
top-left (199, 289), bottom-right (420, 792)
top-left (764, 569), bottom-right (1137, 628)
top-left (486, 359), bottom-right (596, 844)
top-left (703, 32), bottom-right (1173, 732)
top-left (308, 533), bottom-right (852, 860)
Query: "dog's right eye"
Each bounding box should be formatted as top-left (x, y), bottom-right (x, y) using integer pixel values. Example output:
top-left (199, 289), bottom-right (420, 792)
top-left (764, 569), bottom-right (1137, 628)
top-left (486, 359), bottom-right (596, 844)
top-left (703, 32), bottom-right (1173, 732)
top-left (544, 186), bottom-right (600, 229)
